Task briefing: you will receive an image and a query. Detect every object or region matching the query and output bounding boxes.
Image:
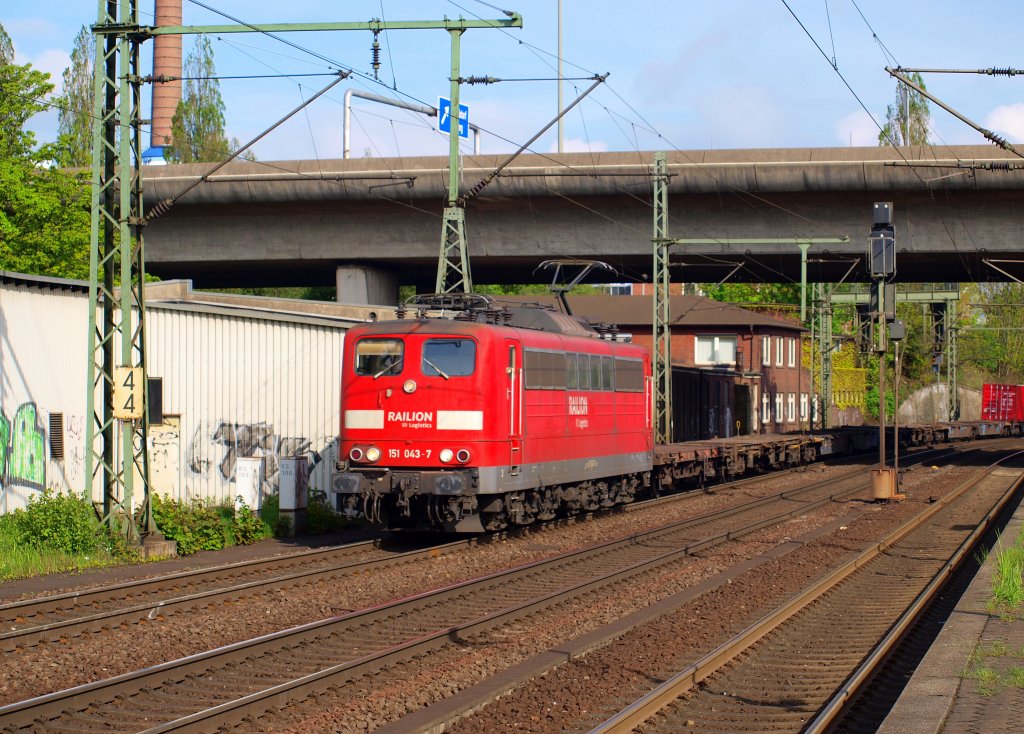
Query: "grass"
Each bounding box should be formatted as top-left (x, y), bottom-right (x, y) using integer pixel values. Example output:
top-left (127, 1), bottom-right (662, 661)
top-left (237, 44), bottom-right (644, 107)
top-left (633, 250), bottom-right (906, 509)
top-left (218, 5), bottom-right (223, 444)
top-left (0, 512), bottom-right (137, 581)
top-left (960, 527), bottom-right (1024, 696)
top-left (1009, 666), bottom-right (1024, 689)
top-left (988, 526), bottom-right (1024, 618)
top-left (962, 658), bottom-right (1001, 696)
top-left (961, 642), bottom-right (1024, 696)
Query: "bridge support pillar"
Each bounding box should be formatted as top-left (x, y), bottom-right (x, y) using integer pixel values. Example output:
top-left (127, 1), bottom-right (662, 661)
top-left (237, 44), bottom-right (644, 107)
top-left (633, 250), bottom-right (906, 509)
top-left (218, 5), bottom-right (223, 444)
top-left (335, 266), bottom-right (398, 306)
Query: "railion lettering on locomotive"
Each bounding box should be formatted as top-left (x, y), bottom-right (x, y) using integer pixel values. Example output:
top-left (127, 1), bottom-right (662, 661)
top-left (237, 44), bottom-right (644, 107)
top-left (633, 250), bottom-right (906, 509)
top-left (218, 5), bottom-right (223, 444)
top-left (388, 411), bottom-right (434, 428)
top-left (568, 395), bottom-right (589, 416)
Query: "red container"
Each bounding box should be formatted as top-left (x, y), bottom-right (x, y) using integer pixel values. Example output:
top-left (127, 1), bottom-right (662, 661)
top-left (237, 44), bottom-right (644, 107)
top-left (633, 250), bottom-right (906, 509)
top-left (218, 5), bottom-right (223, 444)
top-left (981, 383), bottom-right (1024, 421)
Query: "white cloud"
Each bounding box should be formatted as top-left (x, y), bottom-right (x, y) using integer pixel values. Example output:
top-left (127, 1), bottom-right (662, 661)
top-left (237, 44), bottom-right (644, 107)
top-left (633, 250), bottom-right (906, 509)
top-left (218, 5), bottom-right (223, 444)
top-left (833, 110), bottom-right (878, 147)
top-left (28, 48), bottom-right (71, 94)
top-left (985, 103), bottom-right (1024, 142)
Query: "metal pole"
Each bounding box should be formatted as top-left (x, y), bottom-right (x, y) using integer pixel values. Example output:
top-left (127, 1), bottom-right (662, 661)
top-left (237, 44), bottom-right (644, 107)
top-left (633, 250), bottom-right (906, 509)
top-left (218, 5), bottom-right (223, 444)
top-left (879, 340), bottom-right (886, 469)
top-left (894, 340), bottom-right (900, 484)
top-left (652, 152), bottom-right (671, 444)
top-left (343, 88), bottom-right (482, 158)
top-left (809, 284), bottom-right (817, 428)
top-left (822, 292), bottom-right (833, 429)
top-left (557, 0), bottom-right (563, 154)
top-left (799, 241), bottom-right (810, 321)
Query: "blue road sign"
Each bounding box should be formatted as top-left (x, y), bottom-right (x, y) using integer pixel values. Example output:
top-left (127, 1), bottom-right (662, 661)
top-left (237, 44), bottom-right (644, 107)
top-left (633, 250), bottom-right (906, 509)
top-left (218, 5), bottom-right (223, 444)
top-left (438, 97), bottom-right (469, 139)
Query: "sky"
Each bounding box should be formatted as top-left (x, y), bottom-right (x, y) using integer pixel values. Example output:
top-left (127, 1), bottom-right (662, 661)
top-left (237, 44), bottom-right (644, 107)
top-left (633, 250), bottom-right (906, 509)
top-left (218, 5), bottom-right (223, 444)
top-left (6, 1), bottom-right (1024, 161)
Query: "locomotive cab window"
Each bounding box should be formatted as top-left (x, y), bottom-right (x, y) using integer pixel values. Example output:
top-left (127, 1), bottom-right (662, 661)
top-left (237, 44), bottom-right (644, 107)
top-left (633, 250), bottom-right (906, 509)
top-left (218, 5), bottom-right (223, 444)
top-left (354, 338), bottom-right (404, 377)
top-left (422, 338), bottom-right (476, 377)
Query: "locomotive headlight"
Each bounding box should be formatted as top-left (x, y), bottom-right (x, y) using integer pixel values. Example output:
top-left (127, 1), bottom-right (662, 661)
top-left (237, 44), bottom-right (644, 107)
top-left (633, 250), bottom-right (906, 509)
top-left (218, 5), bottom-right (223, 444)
top-left (456, 449), bottom-right (471, 464)
top-left (439, 448), bottom-right (454, 463)
top-left (403, 379), bottom-right (417, 393)
top-left (365, 446), bottom-right (381, 463)
top-left (349, 447), bottom-right (364, 462)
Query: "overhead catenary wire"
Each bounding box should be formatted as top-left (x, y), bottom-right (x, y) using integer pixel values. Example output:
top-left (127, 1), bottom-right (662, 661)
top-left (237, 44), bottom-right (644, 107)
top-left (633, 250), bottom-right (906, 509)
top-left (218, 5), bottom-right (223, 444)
top-left (145, 71), bottom-right (350, 221)
top-left (78, 1), bottom-right (998, 288)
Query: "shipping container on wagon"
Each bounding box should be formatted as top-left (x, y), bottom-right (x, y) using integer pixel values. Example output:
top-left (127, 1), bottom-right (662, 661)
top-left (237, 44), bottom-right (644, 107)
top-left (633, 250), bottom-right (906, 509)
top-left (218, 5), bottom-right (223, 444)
top-left (981, 383), bottom-right (1024, 421)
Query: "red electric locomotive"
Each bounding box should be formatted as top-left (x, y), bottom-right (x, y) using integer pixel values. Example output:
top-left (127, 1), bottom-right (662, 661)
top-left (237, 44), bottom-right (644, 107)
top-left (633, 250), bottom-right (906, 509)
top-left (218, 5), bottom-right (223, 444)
top-left (331, 295), bottom-right (653, 531)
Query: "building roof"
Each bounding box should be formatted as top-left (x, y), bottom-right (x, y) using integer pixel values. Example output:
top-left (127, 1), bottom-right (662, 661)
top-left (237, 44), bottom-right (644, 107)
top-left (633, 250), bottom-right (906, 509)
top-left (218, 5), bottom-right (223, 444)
top-left (0, 270), bottom-right (90, 293)
top-left (496, 294), bottom-right (806, 333)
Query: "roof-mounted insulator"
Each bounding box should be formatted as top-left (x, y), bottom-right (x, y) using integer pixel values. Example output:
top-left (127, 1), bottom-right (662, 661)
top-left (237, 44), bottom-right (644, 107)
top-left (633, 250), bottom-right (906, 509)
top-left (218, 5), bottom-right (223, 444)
top-left (371, 32), bottom-right (381, 80)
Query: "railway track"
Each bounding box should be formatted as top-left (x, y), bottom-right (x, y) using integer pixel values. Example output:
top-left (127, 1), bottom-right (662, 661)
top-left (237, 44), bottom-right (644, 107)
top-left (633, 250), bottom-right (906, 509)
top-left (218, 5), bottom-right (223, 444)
top-left (0, 537), bottom-right (462, 652)
top-left (0, 446), bottom-right (911, 654)
top-left (587, 451), bottom-right (1024, 734)
top-left (0, 443), bottom-right (976, 733)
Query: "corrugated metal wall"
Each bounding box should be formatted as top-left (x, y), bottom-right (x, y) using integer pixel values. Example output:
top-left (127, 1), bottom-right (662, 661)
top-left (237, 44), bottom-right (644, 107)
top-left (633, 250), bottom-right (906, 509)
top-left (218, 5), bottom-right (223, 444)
top-left (0, 277), bottom-right (347, 513)
top-left (144, 305), bottom-right (344, 505)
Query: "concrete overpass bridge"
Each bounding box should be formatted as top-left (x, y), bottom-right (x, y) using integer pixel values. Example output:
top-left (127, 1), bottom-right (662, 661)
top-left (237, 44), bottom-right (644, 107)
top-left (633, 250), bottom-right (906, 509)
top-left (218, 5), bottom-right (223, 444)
top-left (141, 145), bottom-right (1024, 303)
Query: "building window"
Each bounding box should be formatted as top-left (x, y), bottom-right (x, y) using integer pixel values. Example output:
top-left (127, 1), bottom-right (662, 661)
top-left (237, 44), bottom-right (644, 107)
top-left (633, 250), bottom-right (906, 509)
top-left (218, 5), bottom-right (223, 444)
top-left (762, 335), bottom-right (771, 366)
top-left (787, 393), bottom-right (796, 422)
top-left (762, 392), bottom-right (771, 423)
top-left (775, 336), bottom-right (784, 367)
top-left (800, 393), bottom-right (809, 420)
top-left (775, 393), bottom-right (783, 423)
top-left (695, 335), bottom-right (737, 366)
top-left (787, 337), bottom-right (796, 368)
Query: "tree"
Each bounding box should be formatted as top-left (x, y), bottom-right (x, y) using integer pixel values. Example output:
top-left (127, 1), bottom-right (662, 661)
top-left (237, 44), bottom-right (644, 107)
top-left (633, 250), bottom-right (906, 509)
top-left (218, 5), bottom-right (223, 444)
top-left (164, 35), bottom-right (255, 163)
top-left (0, 24), bottom-right (13, 64)
top-left (56, 26), bottom-right (94, 168)
top-left (0, 22), bottom-right (91, 279)
top-left (878, 71), bottom-right (931, 146)
top-left (960, 283), bottom-right (1024, 382)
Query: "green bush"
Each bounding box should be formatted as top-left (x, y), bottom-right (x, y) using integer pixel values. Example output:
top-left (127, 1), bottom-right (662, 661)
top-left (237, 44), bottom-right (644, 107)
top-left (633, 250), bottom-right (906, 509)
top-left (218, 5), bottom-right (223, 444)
top-left (152, 494), bottom-right (271, 555)
top-left (13, 489), bottom-right (99, 555)
top-left (259, 493), bottom-right (292, 538)
top-left (233, 502), bottom-right (266, 545)
top-left (306, 492), bottom-right (347, 534)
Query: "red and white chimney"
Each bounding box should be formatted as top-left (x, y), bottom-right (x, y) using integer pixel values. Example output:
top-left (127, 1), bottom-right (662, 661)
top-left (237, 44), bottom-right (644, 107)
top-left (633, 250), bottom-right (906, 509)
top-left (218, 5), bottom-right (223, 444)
top-left (145, 0), bottom-right (182, 163)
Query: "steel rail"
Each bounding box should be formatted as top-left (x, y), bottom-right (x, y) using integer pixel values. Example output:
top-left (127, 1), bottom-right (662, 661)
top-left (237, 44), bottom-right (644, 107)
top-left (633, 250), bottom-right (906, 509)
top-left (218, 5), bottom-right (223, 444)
top-left (0, 455), bottom-right (908, 730)
top-left (0, 456), bottom-right (862, 651)
top-left (803, 464), bottom-right (1024, 732)
top-left (587, 450), bottom-right (1024, 734)
top-left (140, 445), bottom-right (1003, 733)
top-left (0, 442), bottom-right (968, 655)
top-left (119, 480), bottom-right (905, 733)
top-left (0, 539), bottom-right (378, 619)
top-left (0, 442), bottom-right (978, 732)
top-left (0, 538), bottom-right (467, 652)
top-left (0, 458), bottom-right (861, 651)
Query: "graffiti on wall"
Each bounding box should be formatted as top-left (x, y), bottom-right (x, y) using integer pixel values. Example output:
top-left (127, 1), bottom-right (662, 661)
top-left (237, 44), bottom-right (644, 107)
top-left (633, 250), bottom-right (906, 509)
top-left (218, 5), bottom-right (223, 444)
top-left (0, 403), bottom-right (46, 491)
top-left (186, 420), bottom-right (314, 491)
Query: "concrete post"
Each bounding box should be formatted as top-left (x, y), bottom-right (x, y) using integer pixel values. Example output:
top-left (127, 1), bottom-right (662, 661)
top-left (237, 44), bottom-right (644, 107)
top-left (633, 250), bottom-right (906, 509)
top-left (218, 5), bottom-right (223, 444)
top-left (336, 266), bottom-right (398, 306)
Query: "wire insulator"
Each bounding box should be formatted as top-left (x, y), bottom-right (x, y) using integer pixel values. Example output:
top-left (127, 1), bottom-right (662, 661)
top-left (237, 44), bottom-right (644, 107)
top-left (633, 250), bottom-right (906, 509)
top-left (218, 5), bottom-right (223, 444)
top-left (371, 33), bottom-right (381, 79)
top-left (464, 76), bottom-right (499, 85)
top-left (988, 131), bottom-right (1010, 149)
top-left (145, 197), bottom-right (175, 222)
top-left (986, 67), bottom-right (1019, 76)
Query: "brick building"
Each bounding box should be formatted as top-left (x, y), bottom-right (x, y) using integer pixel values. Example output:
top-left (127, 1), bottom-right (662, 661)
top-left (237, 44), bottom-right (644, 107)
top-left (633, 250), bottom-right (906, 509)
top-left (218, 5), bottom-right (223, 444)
top-left (554, 294), bottom-right (811, 441)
